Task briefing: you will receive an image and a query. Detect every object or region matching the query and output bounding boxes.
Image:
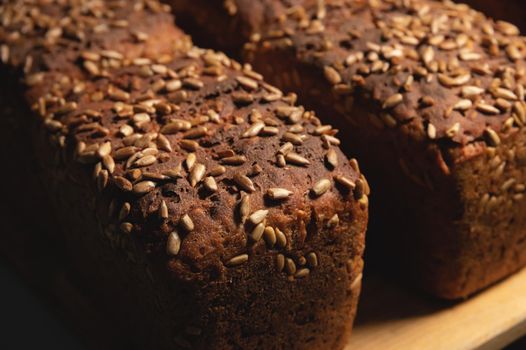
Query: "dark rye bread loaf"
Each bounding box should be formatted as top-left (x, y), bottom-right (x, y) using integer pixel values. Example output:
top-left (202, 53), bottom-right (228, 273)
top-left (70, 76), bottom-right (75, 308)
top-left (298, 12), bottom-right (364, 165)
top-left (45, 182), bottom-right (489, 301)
top-left (0, 0), bottom-right (368, 349)
top-left (168, 0), bottom-right (526, 299)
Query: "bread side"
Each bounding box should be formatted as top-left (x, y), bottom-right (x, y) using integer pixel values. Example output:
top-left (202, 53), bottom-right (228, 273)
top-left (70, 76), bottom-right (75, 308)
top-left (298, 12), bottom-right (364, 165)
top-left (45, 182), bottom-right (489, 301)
top-left (170, 0), bottom-right (526, 298)
top-left (0, 0), bottom-right (367, 348)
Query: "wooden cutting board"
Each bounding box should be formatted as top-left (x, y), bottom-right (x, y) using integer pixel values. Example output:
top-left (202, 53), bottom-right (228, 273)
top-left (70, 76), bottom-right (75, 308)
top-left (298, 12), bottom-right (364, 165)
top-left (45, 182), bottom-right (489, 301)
top-left (347, 268), bottom-right (526, 350)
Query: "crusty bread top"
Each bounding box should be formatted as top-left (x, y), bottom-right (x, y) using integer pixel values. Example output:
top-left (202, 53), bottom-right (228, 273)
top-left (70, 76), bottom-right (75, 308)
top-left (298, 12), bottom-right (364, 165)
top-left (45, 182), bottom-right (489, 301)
top-left (245, 0), bottom-right (526, 148)
top-left (0, 0), bottom-right (367, 281)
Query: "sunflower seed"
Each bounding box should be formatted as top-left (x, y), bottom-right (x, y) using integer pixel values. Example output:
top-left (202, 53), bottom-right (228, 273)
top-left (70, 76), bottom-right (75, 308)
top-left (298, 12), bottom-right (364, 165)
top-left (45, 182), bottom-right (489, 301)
top-left (97, 141), bottom-right (112, 158)
top-left (278, 142), bottom-right (294, 155)
top-left (275, 227), bottom-right (287, 248)
top-left (295, 268), bottom-right (310, 278)
top-left (133, 181), bottom-right (155, 195)
top-left (203, 176), bottom-right (218, 192)
top-left (276, 254), bottom-right (285, 271)
top-left (226, 254), bottom-right (248, 266)
top-left (354, 179), bottom-right (365, 200)
top-left (102, 155), bottom-right (115, 173)
top-left (239, 194), bottom-right (250, 222)
top-left (282, 132), bottom-right (304, 145)
top-left (267, 188), bottom-right (293, 200)
top-left (477, 103), bottom-right (500, 115)
top-left (445, 122), bottom-right (461, 138)
top-left (161, 120), bottom-right (192, 134)
top-left (180, 214), bottom-right (195, 232)
top-left (249, 210), bottom-right (268, 225)
top-left (461, 86), bottom-right (485, 98)
top-left (312, 179), bottom-right (331, 196)
top-left (484, 128), bottom-right (501, 146)
top-left (159, 200), bottom-right (169, 219)
top-left (334, 175), bottom-right (355, 190)
top-left (209, 165), bottom-right (226, 177)
top-left (113, 146), bottom-right (137, 160)
top-left (157, 134), bottom-right (172, 152)
top-left (165, 79), bottom-right (182, 92)
top-left (97, 170), bottom-right (109, 192)
top-left (109, 88), bottom-right (130, 102)
top-left (322, 134), bottom-right (341, 146)
top-left (382, 93), bottom-right (403, 109)
top-left (1, 44), bottom-right (10, 64)
top-left (306, 252), bottom-right (318, 268)
top-left (189, 163), bottom-right (206, 187)
top-left (120, 222), bottom-right (133, 234)
top-left (119, 202), bottom-right (131, 221)
top-left (183, 126), bottom-right (207, 139)
top-left (261, 126), bottom-right (279, 136)
top-left (327, 214), bottom-right (340, 227)
top-left (183, 77), bottom-right (204, 89)
top-left (263, 227), bottom-right (276, 247)
top-left (232, 91), bottom-right (254, 105)
top-left (285, 152), bottom-right (310, 166)
top-left (326, 149), bottom-right (338, 168)
top-left (285, 258), bottom-right (297, 275)
top-left (221, 155), bottom-right (247, 165)
top-left (186, 153), bottom-right (196, 170)
top-left (134, 154), bottom-right (157, 167)
top-left (276, 154), bottom-right (286, 167)
top-left (438, 73), bottom-right (470, 87)
top-left (494, 87), bottom-right (518, 101)
top-left (313, 125), bottom-right (332, 136)
top-left (242, 121), bottom-right (265, 138)
top-left (236, 76), bottom-right (259, 90)
top-left (164, 163), bottom-right (183, 178)
top-left (166, 231), bottom-right (181, 256)
top-left (324, 66), bottom-right (342, 85)
top-left (83, 60), bottom-right (100, 76)
top-left (453, 99), bottom-right (472, 111)
top-left (114, 176), bottom-right (133, 191)
top-left (233, 174), bottom-right (255, 192)
top-left (133, 113), bottom-right (151, 126)
top-left (119, 124), bottom-right (134, 137)
top-left (514, 102), bottom-right (526, 123)
top-left (427, 123), bottom-right (437, 139)
top-left (250, 223), bottom-right (265, 241)
top-left (459, 51), bottom-right (481, 61)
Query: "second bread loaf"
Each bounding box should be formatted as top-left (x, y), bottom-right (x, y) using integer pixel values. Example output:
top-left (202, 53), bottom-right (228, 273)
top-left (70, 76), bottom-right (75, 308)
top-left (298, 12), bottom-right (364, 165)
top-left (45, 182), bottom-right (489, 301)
top-left (169, 0), bottom-right (526, 299)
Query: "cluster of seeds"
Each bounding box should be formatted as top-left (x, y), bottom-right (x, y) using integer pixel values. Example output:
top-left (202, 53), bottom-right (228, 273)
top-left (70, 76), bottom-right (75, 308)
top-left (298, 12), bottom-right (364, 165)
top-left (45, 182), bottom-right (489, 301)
top-left (249, 0), bottom-right (526, 147)
top-left (0, 0), bottom-right (367, 281)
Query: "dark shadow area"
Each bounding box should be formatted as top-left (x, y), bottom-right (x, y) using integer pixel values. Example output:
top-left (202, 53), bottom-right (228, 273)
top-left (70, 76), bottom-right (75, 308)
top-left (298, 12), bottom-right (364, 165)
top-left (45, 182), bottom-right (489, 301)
top-left (459, 1), bottom-right (526, 32)
top-left (0, 262), bottom-right (83, 350)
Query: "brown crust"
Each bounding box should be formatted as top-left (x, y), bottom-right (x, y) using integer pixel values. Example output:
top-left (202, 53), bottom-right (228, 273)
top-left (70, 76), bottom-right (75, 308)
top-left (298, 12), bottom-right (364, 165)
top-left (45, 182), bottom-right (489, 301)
top-left (0, 0), bottom-right (367, 348)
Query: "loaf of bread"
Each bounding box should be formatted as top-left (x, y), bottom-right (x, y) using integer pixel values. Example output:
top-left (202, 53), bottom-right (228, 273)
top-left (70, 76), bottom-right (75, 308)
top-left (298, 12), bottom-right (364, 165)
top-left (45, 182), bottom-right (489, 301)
top-left (0, 0), bottom-right (368, 349)
top-left (460, 1), bottom-right (526, 32)
top-left (169, 0), bottom-right (526, 299)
